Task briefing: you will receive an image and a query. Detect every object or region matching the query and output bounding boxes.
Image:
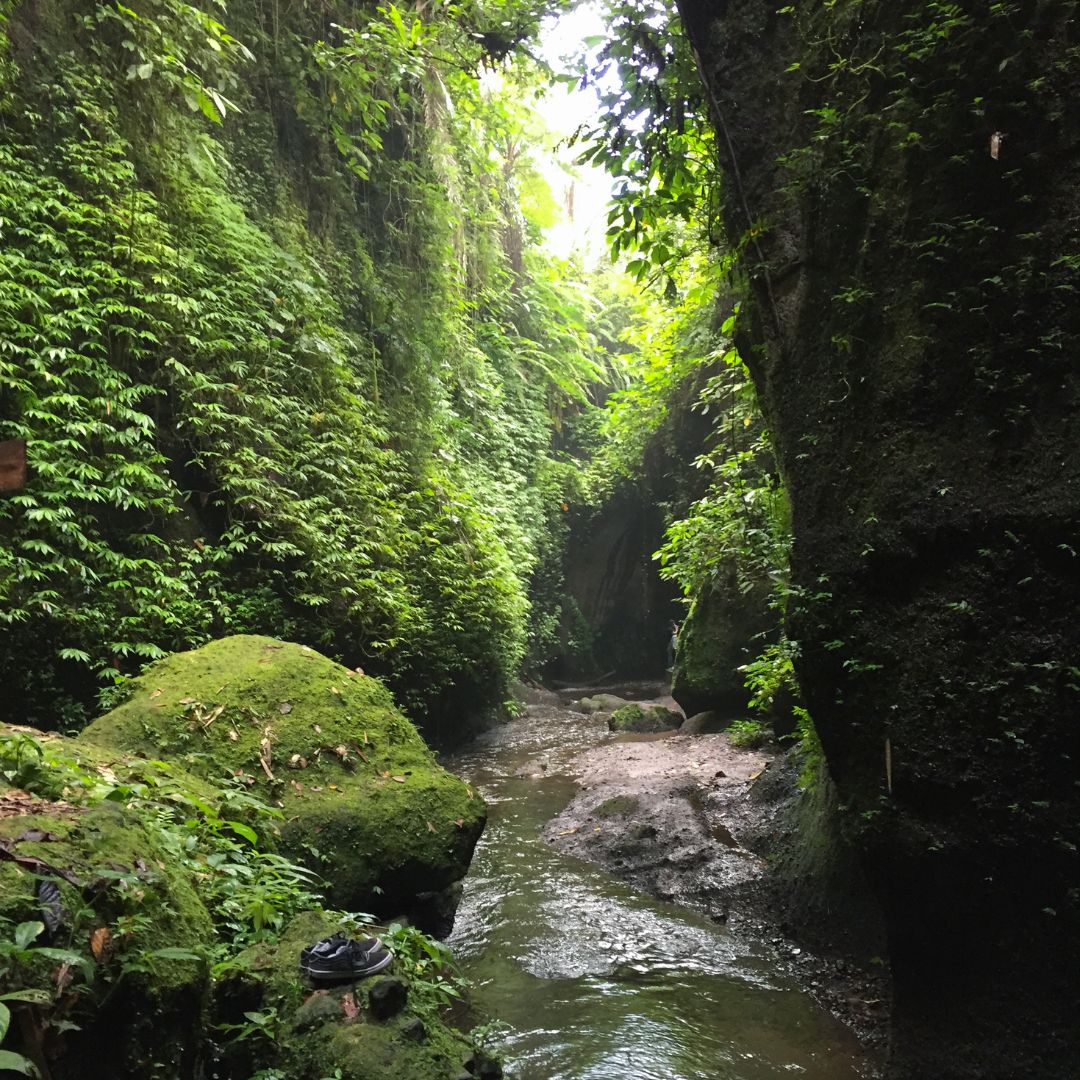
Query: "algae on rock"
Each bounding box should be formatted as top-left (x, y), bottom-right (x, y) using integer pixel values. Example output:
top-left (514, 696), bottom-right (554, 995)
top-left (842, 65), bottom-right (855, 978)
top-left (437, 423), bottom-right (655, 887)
top-left (82, 635), bottom-right (486, 930)
top-left (671, 573), bottom-right (774, 719)
top-left (607, 704), bottom-right (683, 734)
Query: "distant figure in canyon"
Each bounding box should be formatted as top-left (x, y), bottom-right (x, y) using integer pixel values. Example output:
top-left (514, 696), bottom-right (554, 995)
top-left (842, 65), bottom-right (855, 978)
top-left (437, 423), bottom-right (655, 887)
top-left (666, 620), bottom-right (679, 672)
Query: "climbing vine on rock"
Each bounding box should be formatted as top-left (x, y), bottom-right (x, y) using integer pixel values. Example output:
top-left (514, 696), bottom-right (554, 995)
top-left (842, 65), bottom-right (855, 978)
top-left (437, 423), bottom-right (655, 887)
top-left (0, 0), bottom-right (613, 733)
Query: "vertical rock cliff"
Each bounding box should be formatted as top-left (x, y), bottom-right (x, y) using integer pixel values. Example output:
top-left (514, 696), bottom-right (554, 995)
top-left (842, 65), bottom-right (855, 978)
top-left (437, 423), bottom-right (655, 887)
top-left (677, 2), bottom-right (1080, 1075)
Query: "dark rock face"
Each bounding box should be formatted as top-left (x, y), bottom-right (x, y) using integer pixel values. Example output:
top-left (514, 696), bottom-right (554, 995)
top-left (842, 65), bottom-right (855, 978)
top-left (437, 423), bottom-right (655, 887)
top-left (555, 490), bottom-right (679, 680)
top-left (677, 2), bottom-right (1080, 1076)
top-left (368, 976), bottom-right (408, 1021)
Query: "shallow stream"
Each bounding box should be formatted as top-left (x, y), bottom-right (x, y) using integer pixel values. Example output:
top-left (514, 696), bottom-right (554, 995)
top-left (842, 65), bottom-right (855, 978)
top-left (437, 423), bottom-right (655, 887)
top-left (445, 699), bottom-right (870, 1080)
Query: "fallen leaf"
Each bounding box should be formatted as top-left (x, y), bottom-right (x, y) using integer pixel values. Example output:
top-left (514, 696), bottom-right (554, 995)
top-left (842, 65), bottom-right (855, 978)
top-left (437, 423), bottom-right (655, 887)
top-left (288, 754), bottom-right (308, 769)
top-left (313, 724), bottom-right (322, 735)
top-left (426, 821), bottom-right (435, 833)
top-left (328, 784), bottom-right (339, 791)
top-left (149, 688), bottom-right (163, 700)
top-left (391, 775), bottom-right (406, 783)
top-left (558, 827), bottom-right (578, 836)
top-left (227, 730), bottom-right (238, 741)
top-left (179, 697), bottom-right (196, 705)
top-left (89, 926), bottom-right (112, 962)
top-left (381, 770), bottom-right (391, 779)
top-left (329, 686), bottom-right (340, 695)
top-left (279, 702), bottom-right (293, 715)
top-left (341, 991), bottom-right (359, 1019)
top-left (454, 818), bottom-right (464, 828)
top-left (334, 745), bottom-right (348, 759)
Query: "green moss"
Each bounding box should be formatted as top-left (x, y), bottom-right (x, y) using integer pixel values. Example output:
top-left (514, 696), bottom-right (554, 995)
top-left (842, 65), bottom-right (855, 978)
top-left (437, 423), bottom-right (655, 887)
top-left (216, 911), bottom-right (474, 1080)
top-left (607, 704), bottom-right (682, 733)
top-left (0, 799), bottom-right (214, 1076)
top-left (0, 802), bottom-right (213, 977)
top-left (82, 636), bottom-right (486, 914)
top-left (671, 575), bottom-right (774, 717)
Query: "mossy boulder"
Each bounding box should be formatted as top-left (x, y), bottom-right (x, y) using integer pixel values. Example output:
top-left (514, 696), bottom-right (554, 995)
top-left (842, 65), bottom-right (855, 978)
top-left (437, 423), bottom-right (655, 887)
top-left (579, 693), bottom-right (629, 714)
top-left (607, 704), bottom-right (682, 734)
top-left (213, 910), bottom-right (476, 1080)
top-left (671, 573), bottom-right (774, 717)
top-left (0, 790), bottom-right (214, 1079)
top-left (680, 710), bottom-right (732, 735)
top-left (81, 636), bottom-right (486, 930)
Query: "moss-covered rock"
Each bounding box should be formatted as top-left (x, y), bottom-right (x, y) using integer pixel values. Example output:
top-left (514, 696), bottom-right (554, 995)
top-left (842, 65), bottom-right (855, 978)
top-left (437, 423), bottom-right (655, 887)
top-left (81, 636), bottom-right (486, 929)
top-left (606, 704), bottom-right (682, 734)
top-left (671, 573), bottom-right (774, 717)
top-left (579, 693), bottom-right (629, 713)
top-left (0, 793), bottom-right (214, 1079)
top-left (212, 910), bottom-right (476, 1080)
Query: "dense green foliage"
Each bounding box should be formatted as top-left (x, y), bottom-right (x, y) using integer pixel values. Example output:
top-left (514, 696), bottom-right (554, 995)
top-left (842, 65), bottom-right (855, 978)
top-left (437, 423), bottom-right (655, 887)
top-left (0, 0), bottom-right (611, 732)
top-left (577, 0), bottom-right (814, 750)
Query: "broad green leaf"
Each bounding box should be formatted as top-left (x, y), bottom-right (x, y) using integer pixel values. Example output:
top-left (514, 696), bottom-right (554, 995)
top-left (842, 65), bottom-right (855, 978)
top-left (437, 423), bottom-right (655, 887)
top-left (225, 820), bottom-right (258, 845)
top-left (0, 1049), bottom-right (39, 1075)
top-left (14, 922), bottom-right (44, 951)
top-left (0, 990), bottom-right (52, 1005)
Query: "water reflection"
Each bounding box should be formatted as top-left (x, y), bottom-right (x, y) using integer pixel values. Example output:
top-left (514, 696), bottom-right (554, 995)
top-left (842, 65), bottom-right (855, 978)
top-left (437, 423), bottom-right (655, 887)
top-left (446, 705), bottom-right (869, 1080)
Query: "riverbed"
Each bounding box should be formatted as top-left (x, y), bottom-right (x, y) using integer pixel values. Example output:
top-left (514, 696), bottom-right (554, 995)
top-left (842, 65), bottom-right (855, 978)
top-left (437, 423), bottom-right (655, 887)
top-left (445, 697), bottom-right (872, 1080)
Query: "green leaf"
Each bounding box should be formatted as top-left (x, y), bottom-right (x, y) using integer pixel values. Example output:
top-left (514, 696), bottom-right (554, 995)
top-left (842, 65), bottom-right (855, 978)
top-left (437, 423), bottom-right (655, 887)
top-left (225, 820), bottom-right (258, 845)
top-left (14, 922), bottom-right (44, 951)
top-left (0, 1049), bottom-right (38, 1076)
top-left (145, 947), bottom-right (204, 962)
top-left (0, 990), bottom-right (52, 1005)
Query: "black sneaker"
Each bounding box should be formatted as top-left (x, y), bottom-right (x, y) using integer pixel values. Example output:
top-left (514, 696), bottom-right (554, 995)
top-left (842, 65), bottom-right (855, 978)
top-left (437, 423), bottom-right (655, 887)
top-left (299, 933), bottom-right (393, 983)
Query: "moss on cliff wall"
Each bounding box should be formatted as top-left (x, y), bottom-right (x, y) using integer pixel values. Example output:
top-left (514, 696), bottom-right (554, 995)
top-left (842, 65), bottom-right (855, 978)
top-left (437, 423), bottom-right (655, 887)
top-left (0, 0), bottom-right (608, 738)
top-left (678, 1), bottom-right (1080, 1075)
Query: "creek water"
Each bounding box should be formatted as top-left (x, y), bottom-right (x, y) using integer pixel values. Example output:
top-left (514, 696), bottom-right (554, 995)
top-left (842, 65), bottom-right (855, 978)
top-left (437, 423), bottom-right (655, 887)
top-left (445, 700), bottom-right (870, 1080)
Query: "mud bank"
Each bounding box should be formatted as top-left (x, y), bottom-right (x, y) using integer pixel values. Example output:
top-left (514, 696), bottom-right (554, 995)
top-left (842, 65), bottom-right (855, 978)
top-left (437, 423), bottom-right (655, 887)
top-left (542, 693), bottom-right (890, 1060)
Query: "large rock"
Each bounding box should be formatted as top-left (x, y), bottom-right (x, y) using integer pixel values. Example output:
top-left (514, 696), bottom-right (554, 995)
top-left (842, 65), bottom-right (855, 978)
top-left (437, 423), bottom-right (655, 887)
top-left (607, 704), bottom-right (682, 734)
top-left (678, 2), bottom-right (1080, 1074)
top-left (680, 711), bottom-right (731, 735)
top-left (671, 572), bottom-right (774, 717)
top-left (212, 910), bottom-right (477, 1080)
top-left (82, 636), bottom-right (486, 932)
top-left (578, 693), bottom-right (629, 714)
top-left (0, 786), bottom-right (214, 1078)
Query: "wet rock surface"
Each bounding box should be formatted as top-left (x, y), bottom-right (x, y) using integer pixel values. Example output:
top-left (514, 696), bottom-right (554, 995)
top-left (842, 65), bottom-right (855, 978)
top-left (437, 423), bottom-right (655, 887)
top-left (543, 692), bottom-right (889, 1059)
